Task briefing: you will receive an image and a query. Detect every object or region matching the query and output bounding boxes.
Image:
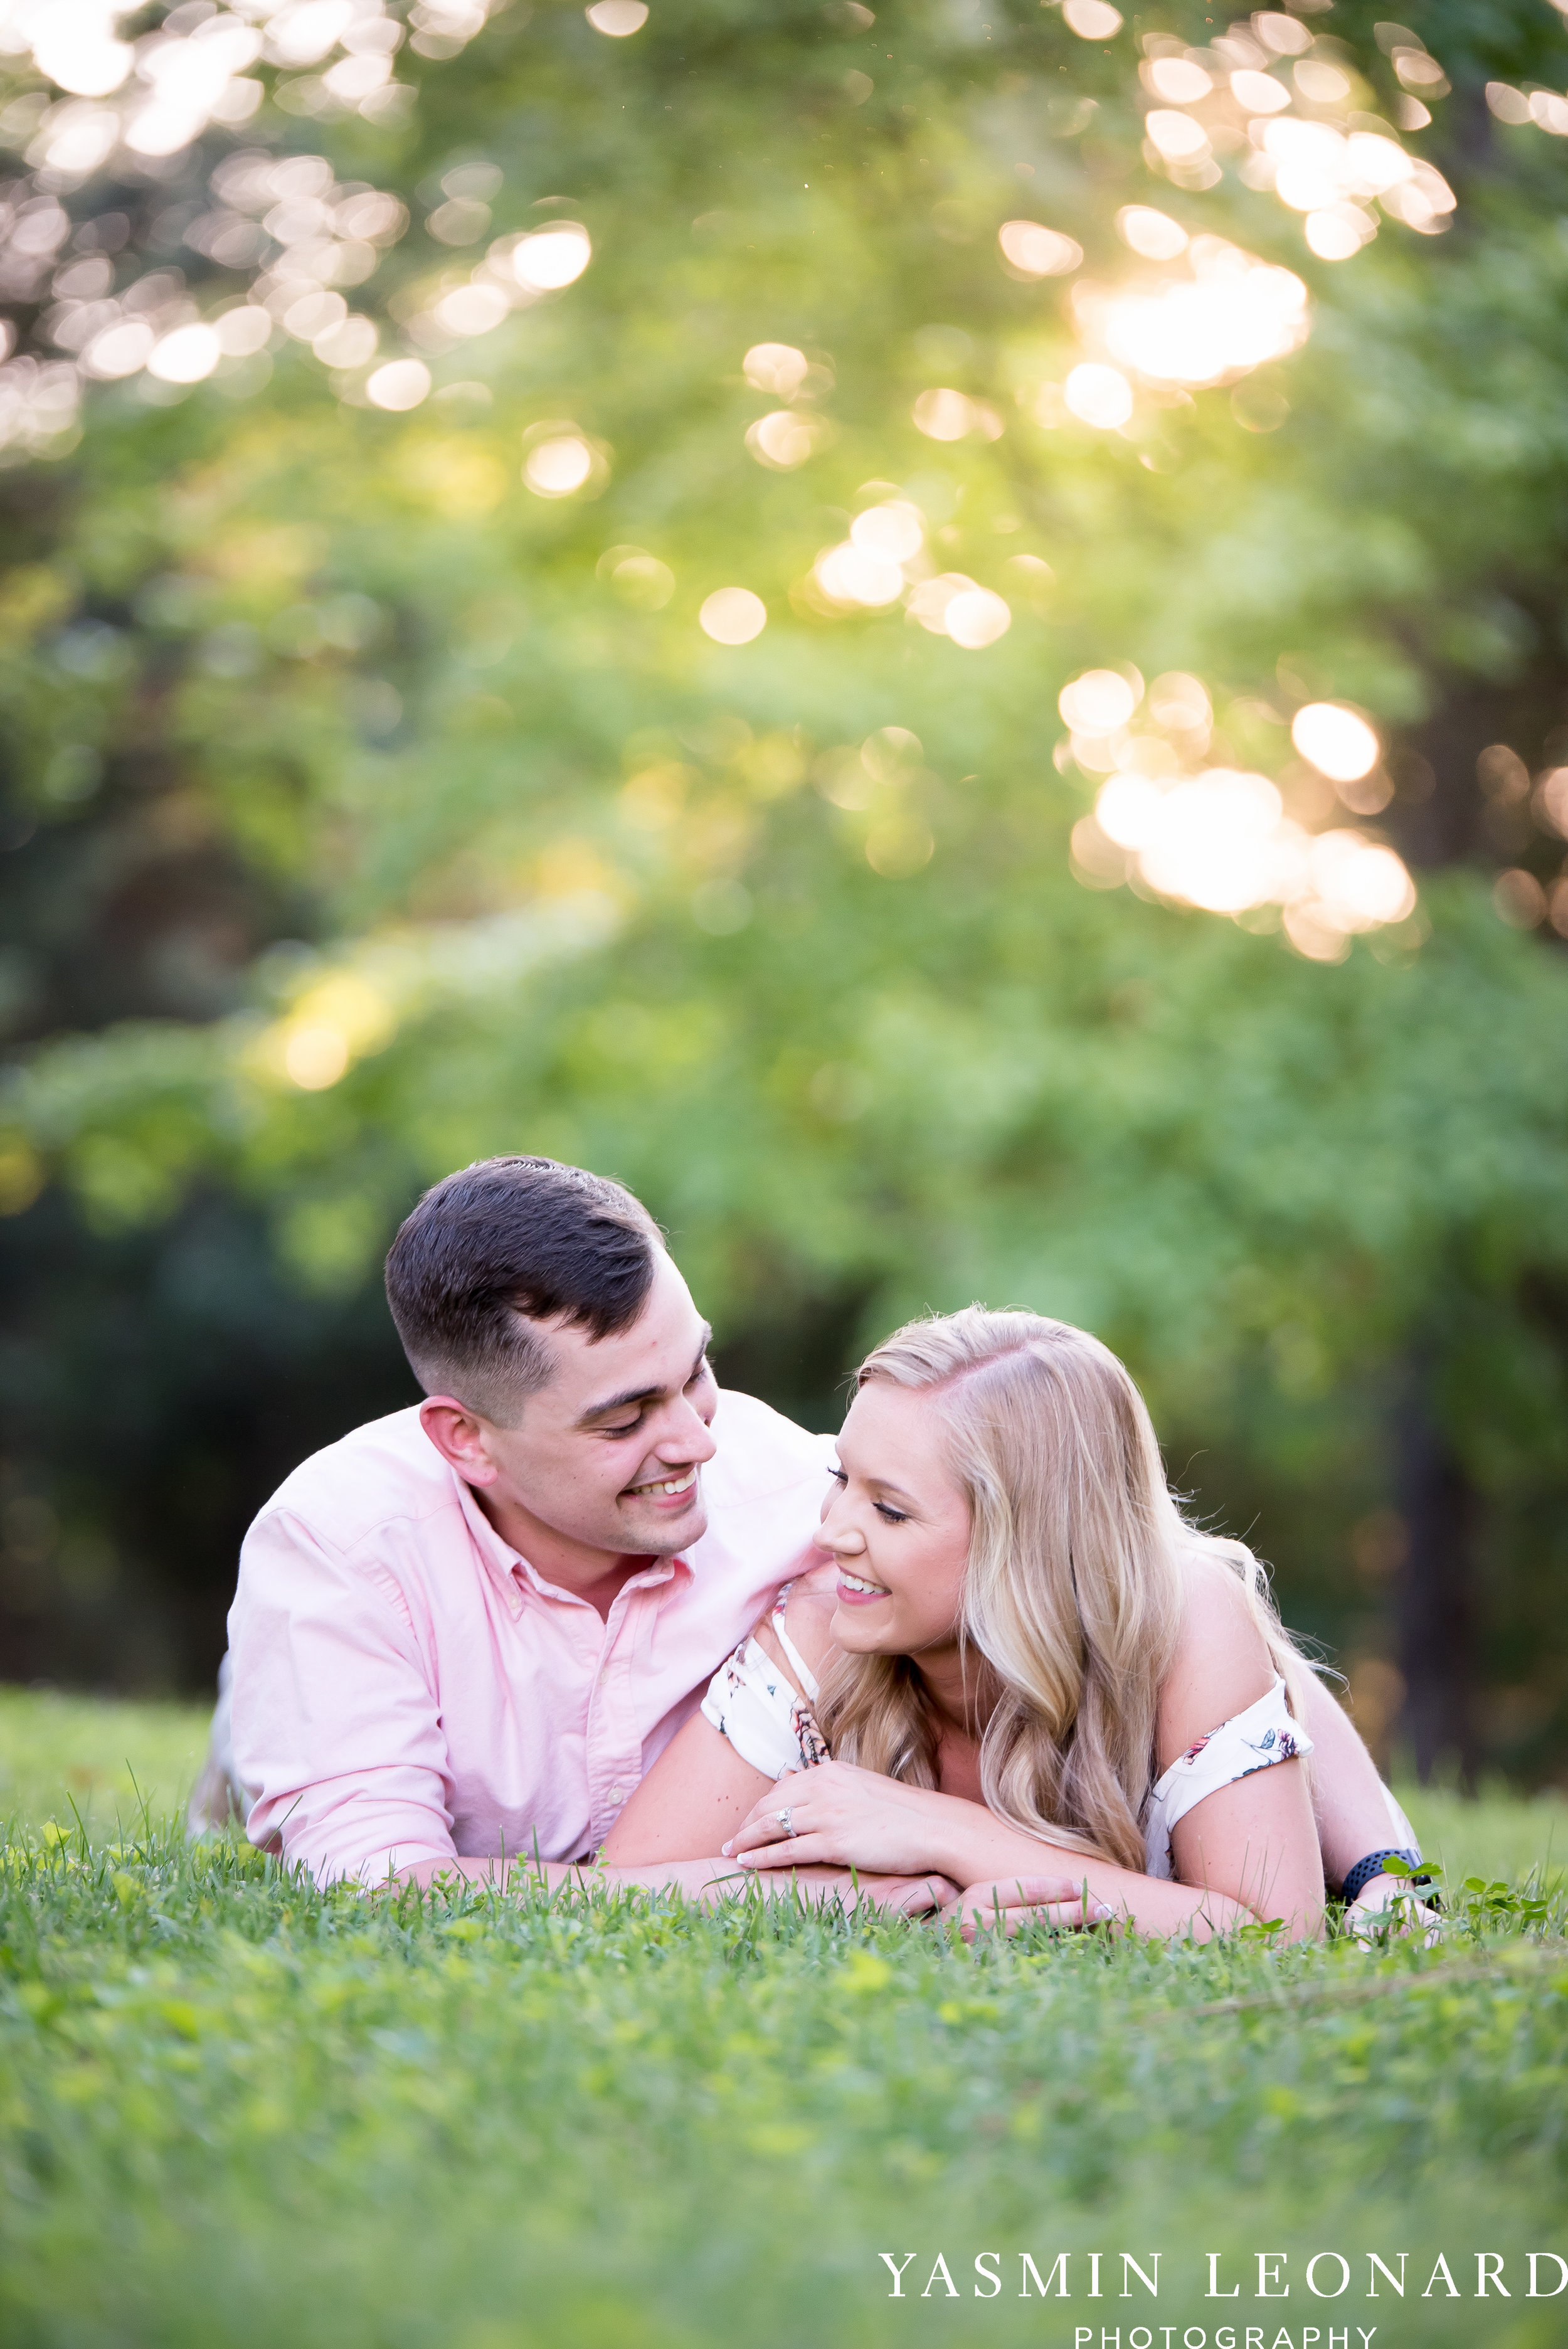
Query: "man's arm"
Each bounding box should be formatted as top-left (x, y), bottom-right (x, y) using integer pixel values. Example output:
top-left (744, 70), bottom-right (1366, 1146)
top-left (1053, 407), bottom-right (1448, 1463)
top-left (395, 1850), bottom-right (955, 1915)
top-left (230, 1509), bottom-right (461, 1886)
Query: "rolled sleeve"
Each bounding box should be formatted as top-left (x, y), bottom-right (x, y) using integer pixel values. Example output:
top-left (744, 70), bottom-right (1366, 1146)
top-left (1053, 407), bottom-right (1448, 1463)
top-left (229, 1509), bottom-right (457, 1887)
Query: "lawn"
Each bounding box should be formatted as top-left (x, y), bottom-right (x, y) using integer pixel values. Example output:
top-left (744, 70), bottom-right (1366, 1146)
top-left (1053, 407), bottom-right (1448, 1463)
top-left (2, 1688), bottom-right (1566, 2349)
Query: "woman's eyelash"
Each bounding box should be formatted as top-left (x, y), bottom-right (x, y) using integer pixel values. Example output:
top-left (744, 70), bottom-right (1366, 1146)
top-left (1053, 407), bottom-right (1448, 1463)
top-left (828, 1466), bottom-right (904, 1522)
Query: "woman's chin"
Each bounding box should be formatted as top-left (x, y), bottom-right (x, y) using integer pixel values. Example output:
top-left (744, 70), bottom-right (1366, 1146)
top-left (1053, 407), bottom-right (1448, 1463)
top-left (829, 1603), bottom-right (898, 1653)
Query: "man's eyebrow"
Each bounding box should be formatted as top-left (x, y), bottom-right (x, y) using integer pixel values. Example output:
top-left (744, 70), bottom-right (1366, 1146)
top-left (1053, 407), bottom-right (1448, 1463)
top-left (575, 1326), bottom-right (713, 1426)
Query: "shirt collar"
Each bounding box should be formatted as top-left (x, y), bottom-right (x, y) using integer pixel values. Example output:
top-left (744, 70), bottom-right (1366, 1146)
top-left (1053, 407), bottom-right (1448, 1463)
top-left (452, 1471), bottom-right (694, 1609)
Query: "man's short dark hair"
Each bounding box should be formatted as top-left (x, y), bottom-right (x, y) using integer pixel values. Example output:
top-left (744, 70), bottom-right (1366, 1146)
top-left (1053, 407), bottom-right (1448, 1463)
top-left (384, 1157), bottom-right (664, 1423)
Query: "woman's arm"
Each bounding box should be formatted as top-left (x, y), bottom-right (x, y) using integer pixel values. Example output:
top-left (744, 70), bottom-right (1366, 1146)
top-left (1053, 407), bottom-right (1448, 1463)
top-left (724, 1764), bottom-right (1261, 1938)
top-left (1155, 1556), bottom-right (1324, 1937)
top-left (605, 1566), bottom-right (842, 1864)
top-left (601, 1707), bottom-right (780, 1863)
top-left (729, 1557), bottom-right (1325, 1940)
top-left (1296, 1668), bottom-right (1414, 1887)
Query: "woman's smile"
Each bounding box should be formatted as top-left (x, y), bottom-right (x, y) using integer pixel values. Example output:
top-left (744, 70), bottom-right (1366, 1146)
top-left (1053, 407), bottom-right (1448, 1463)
top-left (836, 1569), bottom-right (891, 1605)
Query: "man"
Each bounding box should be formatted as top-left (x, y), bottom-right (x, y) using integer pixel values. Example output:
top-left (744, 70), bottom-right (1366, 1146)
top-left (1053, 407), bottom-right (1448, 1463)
top-left (218, 1155), bottom-right (850, 1892)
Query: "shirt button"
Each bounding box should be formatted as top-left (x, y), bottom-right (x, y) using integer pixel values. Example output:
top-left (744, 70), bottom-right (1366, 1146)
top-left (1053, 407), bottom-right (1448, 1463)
top-left (608, 1785), bottom-right (625, 1805)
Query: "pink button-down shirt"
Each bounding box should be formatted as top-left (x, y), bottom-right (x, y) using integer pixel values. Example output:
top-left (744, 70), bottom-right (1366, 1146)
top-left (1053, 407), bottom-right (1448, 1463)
top-left (228, 1389), bottom-right (834, 1885)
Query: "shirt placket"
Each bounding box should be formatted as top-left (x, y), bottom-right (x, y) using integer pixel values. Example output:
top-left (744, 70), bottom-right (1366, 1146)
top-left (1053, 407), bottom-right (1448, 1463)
top-left (586, 1568), bottom-right (672, 1850)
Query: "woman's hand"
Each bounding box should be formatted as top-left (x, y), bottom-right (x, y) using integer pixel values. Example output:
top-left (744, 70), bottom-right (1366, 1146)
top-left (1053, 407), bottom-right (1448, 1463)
top-left (941, 1875), bottom-right (1116, 1943)
top-left (723, 1759), bottom-right (960, 1879)
top-left (1341, 1871), bottom-right (1443, 1946)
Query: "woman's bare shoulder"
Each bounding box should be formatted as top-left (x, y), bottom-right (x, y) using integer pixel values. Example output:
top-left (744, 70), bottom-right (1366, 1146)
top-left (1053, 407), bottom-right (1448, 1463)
top-left (1175, 1545), bottom-right (1276, 1643)
top-left (1158, 1548), bottom-right (1278, 1766)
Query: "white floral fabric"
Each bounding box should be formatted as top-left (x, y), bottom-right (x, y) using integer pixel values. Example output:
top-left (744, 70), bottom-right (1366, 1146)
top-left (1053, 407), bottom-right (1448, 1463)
top-left (1144, 1673), bottom-right (1313, 1879)
top-left (699, 1584), bottom-right (827, 1780)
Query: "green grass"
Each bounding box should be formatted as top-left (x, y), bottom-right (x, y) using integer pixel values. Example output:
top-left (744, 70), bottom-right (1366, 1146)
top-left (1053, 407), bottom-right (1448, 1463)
top-left (0, 1689), bottom-right (211, 1838)
top-left (3, 1690), bottom-right (1567, 2349)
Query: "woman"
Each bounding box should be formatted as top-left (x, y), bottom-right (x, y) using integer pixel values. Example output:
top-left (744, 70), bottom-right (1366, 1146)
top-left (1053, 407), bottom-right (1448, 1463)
top-left (605, 1309), bottom-right (1424, 1939)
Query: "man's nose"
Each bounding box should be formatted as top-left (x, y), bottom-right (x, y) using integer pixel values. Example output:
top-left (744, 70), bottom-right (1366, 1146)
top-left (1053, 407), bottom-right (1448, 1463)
top-left (654, 1400), bottom-right (718, 1463)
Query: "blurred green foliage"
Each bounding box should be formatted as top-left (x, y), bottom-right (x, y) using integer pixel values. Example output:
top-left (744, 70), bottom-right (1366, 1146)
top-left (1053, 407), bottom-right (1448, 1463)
top-left (1, 0), bottom-right (1567, 1776)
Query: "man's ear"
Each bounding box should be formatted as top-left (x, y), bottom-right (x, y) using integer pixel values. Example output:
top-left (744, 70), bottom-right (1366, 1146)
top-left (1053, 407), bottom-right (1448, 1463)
top-left (419, 1396), bottom-right (500, 1486)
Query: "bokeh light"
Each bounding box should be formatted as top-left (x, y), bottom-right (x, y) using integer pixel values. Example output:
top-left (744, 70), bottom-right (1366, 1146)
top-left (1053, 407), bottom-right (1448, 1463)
top-left (913, 387), bottom-right (977, 441)
top-left (1255, 11), bottom-right (1312, 55)
top-left (284, 1024), bottom-right (351, 1091)
top-left (850, 501), bottom-right (924, 563)
top-left (865, 814), bottom-right (936, 875)
top-left (998, 221), bottom-right (1083, 278)
top-left (598, 546), bottom-right (675, 608)
top-left (905, 574), bottom-right (1007, 646)
top-left (1063, 363), bottom-right (1133, 427)
top-left (699, 588), bottom-right (767, 644)
top-left (83, 320), bottom-right (154, 378)
top-left (743, 342), bottom-right (810, 398)
top-left (1493, 869), bottom-right (1546, 930)
top-left (745, 411), bottom-right (825, 469)
top-left (815, 543), bottom-right (904, 608)
top-left (434, 284), bottom-right (509, 337)
top-left (1535, 768), bottom-right (1568, 837)
top-left (524, 434), bottom-right (595, 496)
top-left (1144, 110), bottom-right (1211, 164)
top-left (216, 307), bottom-right (274, 356)
top-left (1085, 765), bottom-right (1417, 944)
top-left (1097, 240), bottom-right (1308, 388)
top-left (1065, 662), bottom-right (1414, 946)
top-left (1148, 671), bottom-right (1211, 734)
top-left (1304, 208), bottom-right (1372, 262)
top-left (509, 224), bottom-right (592, 292)
top-left (1145, 58), bottom-right (1211, 104)
top-left (1231, 68), bottom-right (1291, 114)
top-left (1291, 701), bottom-right (1380, 782)
top-left (1063, 0), bottom-right (1122, 36)
top-left (1136, 770), bottom-right (1290, 913)
top-left (146, 323), bottom-right (222, 383)
top-left (943, 587), bottom-right (1011, 649)
top-left (30, 4), bottom-right (134, 98)
top-left (1295, 59), bottom-right (1352, 104)
top-left (270, 973), bottom-right (396, 1090)
top-left (1116, 206), bottom-right (1189, 260)
top-left (1254, 119), bottom-right (1455, 241)
top-left (1061, 669), bottom-right (1140, 732)
top-left (585, 0), bottom-right (648, 31)
top-left (365, 359), bottom-right (430, 410)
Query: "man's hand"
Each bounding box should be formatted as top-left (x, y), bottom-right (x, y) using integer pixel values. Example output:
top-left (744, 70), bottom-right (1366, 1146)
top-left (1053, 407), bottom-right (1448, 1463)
top-left (723, 1759), bottom-right (955, 1879)
top-left (613, 1857), bottom-right (960, 1917)
top-left (941, 1875), bottom-right (1116, 1943)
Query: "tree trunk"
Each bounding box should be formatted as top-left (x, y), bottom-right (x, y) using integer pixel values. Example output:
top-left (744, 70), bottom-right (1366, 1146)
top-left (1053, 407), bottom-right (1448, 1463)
top-left (1394, 1352), bottom-right (1479, 1789)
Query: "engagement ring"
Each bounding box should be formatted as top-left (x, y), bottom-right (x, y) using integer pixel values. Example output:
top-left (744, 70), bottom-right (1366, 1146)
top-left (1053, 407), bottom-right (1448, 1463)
top-left (775, 1806), bottom-right (797, 1837)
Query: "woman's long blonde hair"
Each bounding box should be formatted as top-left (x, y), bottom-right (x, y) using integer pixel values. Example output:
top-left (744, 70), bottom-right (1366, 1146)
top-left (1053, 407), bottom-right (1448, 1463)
top-left (813, 1308), bottom-right (1312, 1873)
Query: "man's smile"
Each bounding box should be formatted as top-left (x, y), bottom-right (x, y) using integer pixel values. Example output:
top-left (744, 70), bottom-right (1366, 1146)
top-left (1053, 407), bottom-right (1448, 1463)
top-left (624, 1466), bottom-right (700, 1499)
